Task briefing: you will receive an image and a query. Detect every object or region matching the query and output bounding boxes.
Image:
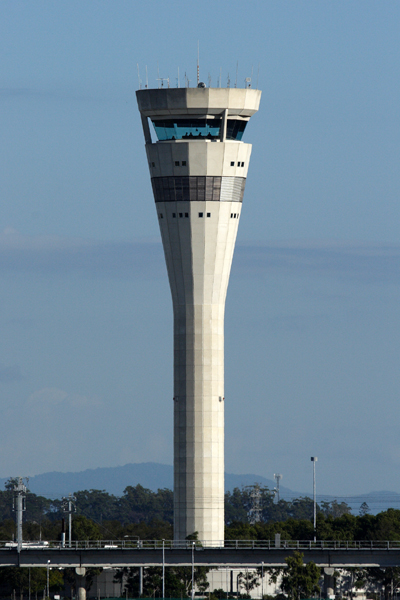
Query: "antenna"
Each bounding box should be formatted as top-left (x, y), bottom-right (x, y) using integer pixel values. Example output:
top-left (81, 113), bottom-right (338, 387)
top-left (235, 61), bottom-right (238, 88)
top-left (157, 77), bottom-right (169, 88)
top-left (197, 41), bottom-right (200, 85)
top-left (245, 77), bottom-right (251, 88)
top-left (145, 65), bottom-right (148, 89)
top-left (256, 64), bottom-right (260, 90)
top-left (227, 73), bottom-right (230, 88)
top-left (274, 473), bottom-right (282, 503)
top-left (157, 62), bottom-right (160, 88)
top-left (137, 63), bottom-right (141, 90)
top-left (219, 68), bottom-right (222, 88)
top-left (208, 73), bottom-right (211, 88)
top-left (177, 67), bottom-right (180, 88)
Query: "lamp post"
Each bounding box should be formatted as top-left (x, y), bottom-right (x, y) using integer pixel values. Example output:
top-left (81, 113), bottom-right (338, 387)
top-left (311, 457), bottom-right (318, 542)
top-left (162, 539), bottom-right (165, 599)
top-left (46, 560), bottom-right (50, 599)
top-left (124, 536), bottom-right (143, 594)
top-left (261, 562), bottom-right (264, 599)
top-left (191, 542), bottom-right (195, 600)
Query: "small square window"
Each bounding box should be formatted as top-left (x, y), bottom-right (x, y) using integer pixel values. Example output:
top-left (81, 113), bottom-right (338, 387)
top-left (182, 161), bottom-right (187, 166)
top-left (207, 213), bottom-right (211, 217)
top-left (185, 212), bottom-right (189, 217)
top-left (241, 162), bottom-right (244, 167)
top-left (198, 212), bottom-right (203, 218)
top-left (175, 161), bottom-right (180, 166)
top-left (230, 161), bottom-right (235, 167)
top-left (179, 213), bottom-right (183, 218)
top-left (152, 162), bottom-right (155, 167)
top-left (159, 213), bottom-right (163, 219)
top-left (172, 213), bottom-right (176, 218)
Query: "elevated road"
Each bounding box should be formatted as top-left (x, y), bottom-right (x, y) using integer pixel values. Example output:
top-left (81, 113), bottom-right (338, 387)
top-left (3, 541), bottom-right (400, 568)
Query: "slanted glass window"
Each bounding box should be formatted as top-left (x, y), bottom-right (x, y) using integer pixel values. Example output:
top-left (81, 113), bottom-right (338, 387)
top-left (152, 118), bottom-right (222, 141)
top-left (226, 120), bottom-right (247, 141)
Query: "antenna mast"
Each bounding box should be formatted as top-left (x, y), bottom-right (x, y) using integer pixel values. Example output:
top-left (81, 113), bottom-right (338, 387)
top-left (13, 477), bottom-right (27, 553)
top-left (197, 41), bottom-right (200, 85)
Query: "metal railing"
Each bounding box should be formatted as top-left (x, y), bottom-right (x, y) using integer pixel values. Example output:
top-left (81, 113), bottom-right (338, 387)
top-left (0, 540), bottom-right (400, 551)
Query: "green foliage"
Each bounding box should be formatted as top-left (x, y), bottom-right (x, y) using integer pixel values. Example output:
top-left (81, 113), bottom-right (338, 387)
top-left (72, 515), bottom-right (101, 540)
top-left (237, 569), bottom-right (260, 594)
top-left (279, 551), bottom-right (320, 600)
top-left (120, 484), bottom-right (173, 524)
top-left (116, 565), bottom-right (209, 598)
top-left (0, 567), bottom-right (64, 595)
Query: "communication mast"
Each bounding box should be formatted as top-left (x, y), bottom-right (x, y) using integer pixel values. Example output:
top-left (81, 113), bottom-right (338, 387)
top-left (249, 484), bottom-right (262, 524)
top-left (62, 493), bottom-right (76, 547)
top-left (13, 477), bottom-right (27, 553)
top-left (274, 473), bottom-right (282, 502)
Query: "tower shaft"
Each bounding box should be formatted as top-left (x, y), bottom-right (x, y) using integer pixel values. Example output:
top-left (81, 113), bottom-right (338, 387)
top-left (137, 87), bottom-right (261, 543)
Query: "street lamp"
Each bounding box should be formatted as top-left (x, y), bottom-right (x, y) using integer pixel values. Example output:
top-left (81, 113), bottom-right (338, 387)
top-left (46, 560), bottom-right (50, 599)
top-left (261, 562), bottom-right (264, 599)
top-left (311, 457), bottom-right (318, 542)
top-left (124, 536), bottom-right (143, 595)
top-left (191, 542), bottom-right (195, 600)
top-left (162, 539), bottom-right (165, 599)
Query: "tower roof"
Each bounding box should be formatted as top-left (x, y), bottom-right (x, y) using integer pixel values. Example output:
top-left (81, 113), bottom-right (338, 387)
top-left (136, 87), bottom-right (261, 118)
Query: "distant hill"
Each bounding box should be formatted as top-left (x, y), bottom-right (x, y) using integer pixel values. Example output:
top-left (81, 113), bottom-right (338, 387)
top-left (1, 463), bottom-right (399, 514)
top-left (0, 463), bottom-right (294, 498)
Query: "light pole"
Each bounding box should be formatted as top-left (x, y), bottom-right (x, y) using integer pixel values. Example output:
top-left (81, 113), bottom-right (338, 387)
top-left (124, 536), bottom-right (143, 594)
top-left (261, 562), bottom-right (264, 599)
top-left (311, 457), bottom-right (318, 542)
top-left (162, 539), bottom-right (165, 599)
top-left (191, 542), bottom-right (195, 600)
top-left (46, 560), bottom-right (50, 599)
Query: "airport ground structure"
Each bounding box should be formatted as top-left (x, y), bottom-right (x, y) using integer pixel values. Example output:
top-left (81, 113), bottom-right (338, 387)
top-left (4, 540), bottom-right (400, 568)
top-left (136, 85), bottom-right (261, 544)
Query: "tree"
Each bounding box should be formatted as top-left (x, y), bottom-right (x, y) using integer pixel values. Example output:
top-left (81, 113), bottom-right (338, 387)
top-left (279, 551), bottom-right (320, 600)
top-left (237, 569), bottom-right (260, 595)
top-left (359, 502), bottom-right (370, 516)
top-left (72, 515), bottom-right (101, 540)
top-left (116, 565), bottom-right (209, 598)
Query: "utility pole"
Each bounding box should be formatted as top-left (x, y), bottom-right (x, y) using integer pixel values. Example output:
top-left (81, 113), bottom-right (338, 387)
top-left (273, 474), bottom-right (282, 503)
top-left (62, 494), bottom-right (76, 547)
top-left (311, 457), bottom-right (318, 542)
top-left (13, 478), bottom-right (27, 553)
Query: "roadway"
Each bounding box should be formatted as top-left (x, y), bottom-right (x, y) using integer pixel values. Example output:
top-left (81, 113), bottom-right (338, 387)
top-left (2, 541), bottom-right (400, 568)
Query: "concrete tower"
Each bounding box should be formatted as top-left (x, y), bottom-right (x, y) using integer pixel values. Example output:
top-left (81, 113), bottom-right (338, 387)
top-left (137, 85), bottom-right (261, 543)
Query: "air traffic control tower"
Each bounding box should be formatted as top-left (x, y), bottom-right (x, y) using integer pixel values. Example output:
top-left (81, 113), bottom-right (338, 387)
top-left (137, 84), bottom-right (261, 544)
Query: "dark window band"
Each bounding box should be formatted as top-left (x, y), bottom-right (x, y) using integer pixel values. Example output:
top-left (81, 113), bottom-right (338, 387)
top-left (151, 176), bottom-right (246, 203)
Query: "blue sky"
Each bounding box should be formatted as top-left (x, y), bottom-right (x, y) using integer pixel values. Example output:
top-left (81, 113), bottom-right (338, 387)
top-left (1, 0), bottom-right (400, 498)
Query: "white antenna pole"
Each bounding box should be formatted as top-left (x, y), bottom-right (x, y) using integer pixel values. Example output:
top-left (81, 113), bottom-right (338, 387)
top-left (137, 63), bottom-right (141, 90)
top-left (235, 61), bottom-right (238, 88)
top-left (256, 64), bottom-right (260, 90)
top-left (311, 457), bottom-right (318, 542)
top-left (197, 40), bottom-right (200, 85)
